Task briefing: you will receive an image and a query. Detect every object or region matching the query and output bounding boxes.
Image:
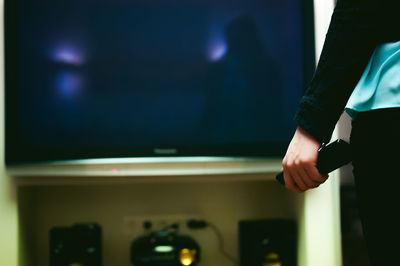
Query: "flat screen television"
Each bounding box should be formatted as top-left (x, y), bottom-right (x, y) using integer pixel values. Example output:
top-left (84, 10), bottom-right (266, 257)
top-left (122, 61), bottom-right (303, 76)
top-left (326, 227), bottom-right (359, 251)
top-left (5, 0), bottom-right (315, 165)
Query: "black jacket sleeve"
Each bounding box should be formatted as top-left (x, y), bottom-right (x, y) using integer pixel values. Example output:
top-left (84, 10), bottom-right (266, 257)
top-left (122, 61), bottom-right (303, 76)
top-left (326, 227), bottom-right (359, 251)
top-left (295, 0), bottom-right (399, 143)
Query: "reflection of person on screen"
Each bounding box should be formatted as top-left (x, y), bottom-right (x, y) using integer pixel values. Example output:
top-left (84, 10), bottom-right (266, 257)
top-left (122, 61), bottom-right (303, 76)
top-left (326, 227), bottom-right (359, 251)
top-left (203, 15), bottom-right (284, 144)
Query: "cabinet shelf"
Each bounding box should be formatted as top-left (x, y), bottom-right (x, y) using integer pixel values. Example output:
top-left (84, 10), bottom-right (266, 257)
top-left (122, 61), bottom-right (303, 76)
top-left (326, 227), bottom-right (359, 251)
top-left (8, 157), bottom-right (283, 185)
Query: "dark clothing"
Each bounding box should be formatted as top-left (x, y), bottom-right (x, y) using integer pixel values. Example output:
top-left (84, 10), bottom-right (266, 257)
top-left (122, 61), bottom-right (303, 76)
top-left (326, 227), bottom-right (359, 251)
top-left (296, 0), bottom-right (400, 143)
top-left (350, 108), bottom-right (400, 265)
top-left (295, 1), bottom-right (400, 264)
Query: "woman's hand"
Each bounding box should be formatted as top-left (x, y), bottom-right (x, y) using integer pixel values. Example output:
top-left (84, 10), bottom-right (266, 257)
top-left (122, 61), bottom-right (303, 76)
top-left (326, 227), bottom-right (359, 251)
top-left (282, 127), bottom-right (329, 193)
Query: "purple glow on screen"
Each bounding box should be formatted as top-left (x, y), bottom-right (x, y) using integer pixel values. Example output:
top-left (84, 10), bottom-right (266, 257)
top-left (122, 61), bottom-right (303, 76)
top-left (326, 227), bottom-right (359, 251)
top-left (52, 45), bottom-right (85, 65)
top-left (208, 41), bottom-right (227, 62)
top-left (56, 71), bottom-right (84, 97)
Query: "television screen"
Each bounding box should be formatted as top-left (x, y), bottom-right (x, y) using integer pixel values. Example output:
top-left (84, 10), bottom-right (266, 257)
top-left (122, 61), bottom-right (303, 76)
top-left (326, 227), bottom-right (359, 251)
top-left (5, 0), bottom-right (315, 164)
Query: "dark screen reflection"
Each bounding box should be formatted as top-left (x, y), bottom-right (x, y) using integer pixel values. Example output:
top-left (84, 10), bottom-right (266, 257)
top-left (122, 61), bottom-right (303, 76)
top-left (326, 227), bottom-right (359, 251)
top-left (202, 16), bottom-right (284, 144)
top-left (18, 0), bottom-right (304, 152)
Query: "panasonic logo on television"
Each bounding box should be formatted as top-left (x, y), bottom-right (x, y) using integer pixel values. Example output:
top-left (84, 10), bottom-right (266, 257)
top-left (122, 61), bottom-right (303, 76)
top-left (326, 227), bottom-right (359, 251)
top-left (154, 148), bottom-right (178, 155)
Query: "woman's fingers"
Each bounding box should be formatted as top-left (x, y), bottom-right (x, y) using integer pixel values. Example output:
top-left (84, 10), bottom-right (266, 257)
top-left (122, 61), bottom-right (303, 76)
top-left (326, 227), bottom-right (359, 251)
top-left (304, 164), bottom-right (329, 184)
top-left (283, 159), bottom-right (321, 192)
top-left (283, 168), bottom-right (303, 193)
top-left (296, 162), bottom-right (321, 188)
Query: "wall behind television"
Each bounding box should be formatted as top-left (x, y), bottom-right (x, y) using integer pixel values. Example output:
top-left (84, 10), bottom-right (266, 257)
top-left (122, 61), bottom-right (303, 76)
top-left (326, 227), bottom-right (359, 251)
top-left (0, 0), bottom-right (19, 264)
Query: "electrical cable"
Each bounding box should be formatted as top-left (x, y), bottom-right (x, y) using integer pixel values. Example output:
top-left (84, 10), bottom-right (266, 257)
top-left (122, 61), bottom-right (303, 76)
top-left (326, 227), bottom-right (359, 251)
top-left (187, 219), bottom-right (238, 266)
top-left (207, 222), bottom-right (238, 266)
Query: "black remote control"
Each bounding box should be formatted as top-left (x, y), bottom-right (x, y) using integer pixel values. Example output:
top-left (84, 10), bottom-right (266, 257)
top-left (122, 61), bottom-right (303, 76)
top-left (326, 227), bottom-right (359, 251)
top-left (276, 139), bottom-right (352, 186)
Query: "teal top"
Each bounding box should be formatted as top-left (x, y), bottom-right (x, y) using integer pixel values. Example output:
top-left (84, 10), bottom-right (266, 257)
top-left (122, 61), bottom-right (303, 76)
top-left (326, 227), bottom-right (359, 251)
top-left (345, 41), bottom-right (400, 120)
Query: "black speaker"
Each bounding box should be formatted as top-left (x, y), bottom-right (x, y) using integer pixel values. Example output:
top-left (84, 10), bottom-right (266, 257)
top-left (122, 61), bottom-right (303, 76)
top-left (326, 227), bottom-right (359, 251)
top-left (239, 219), bottom-right (297, 266)
top-left (50, 223), bottom-right (102, 266)
top-left (131, 229), bottom-right (201, 266)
